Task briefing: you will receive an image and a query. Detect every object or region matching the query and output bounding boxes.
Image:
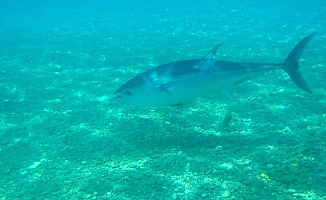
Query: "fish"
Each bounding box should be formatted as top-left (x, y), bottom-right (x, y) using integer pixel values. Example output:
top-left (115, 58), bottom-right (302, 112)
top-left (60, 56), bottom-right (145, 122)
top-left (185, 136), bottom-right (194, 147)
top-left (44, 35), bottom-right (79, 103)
top-left (113, 33), bottom-right (315, 107)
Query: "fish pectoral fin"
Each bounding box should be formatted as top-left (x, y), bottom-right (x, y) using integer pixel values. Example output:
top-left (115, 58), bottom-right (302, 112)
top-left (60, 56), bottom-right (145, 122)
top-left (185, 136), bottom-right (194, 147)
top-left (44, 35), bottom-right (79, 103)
top-left (156, 84), bottom-right (173, 96)
top-left (220, 90), bottom-right (238, 102)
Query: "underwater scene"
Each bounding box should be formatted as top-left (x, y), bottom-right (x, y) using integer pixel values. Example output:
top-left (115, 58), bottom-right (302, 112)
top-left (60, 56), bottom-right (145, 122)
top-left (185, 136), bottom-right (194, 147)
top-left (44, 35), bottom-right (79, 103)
top-left (0, 0), bottom-right (325, 199)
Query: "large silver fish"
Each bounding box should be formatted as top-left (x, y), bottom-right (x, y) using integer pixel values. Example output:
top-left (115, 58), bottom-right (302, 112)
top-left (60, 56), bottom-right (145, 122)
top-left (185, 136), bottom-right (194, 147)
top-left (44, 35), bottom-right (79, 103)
top-left (113, 34), bottom-right (315, 106)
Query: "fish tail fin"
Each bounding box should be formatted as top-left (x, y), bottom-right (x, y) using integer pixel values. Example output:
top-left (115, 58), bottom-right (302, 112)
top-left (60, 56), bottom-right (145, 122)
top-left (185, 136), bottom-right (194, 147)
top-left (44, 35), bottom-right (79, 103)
top-left (283, 33), bottom-right (315, 93)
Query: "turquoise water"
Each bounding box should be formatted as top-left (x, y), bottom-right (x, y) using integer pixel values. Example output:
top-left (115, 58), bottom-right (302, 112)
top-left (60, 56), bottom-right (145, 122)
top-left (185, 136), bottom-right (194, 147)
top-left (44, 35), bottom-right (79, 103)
top-left (0, 0), bottom-right (325, 199)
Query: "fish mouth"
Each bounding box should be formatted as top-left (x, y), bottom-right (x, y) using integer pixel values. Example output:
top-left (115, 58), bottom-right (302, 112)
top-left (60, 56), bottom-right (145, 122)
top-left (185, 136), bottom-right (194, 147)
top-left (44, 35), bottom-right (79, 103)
top-left (110, 95), bottom-right (126, 103)
top-left (113, 95), bottom-right (124, 99)
top-left (110, 95), bottom-right (130, 105)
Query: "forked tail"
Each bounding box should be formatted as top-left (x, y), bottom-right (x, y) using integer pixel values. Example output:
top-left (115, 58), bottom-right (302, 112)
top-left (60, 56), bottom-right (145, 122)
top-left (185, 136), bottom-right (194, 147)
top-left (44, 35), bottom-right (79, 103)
top-left (283, 33), bottom-right (315, 93)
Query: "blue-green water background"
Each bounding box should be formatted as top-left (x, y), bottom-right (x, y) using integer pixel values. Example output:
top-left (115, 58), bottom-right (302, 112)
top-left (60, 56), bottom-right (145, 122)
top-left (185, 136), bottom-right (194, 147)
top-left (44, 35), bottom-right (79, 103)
top-left (0, 0), bottom-right (325, 199)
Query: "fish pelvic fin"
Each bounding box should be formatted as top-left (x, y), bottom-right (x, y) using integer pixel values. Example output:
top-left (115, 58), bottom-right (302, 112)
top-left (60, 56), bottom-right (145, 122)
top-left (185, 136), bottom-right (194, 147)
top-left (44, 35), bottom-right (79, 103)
top-left (283, 33), bottom-right (315, 94)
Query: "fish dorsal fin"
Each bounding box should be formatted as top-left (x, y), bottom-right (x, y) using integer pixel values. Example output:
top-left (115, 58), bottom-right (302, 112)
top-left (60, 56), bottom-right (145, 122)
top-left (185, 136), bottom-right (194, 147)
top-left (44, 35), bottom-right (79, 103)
top-left (202, 43), bottom-right (223, 60)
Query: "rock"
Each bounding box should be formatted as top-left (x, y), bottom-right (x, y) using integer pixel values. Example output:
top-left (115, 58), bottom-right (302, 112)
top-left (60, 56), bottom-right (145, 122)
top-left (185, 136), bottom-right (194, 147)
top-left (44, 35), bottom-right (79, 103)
top-left (1, 167), bottom-right (10, 175)
top-left (280, 174), bottom-right (297, 184)
top-left (186, 193), bottom-right (197, 199)
top-left (221, 190), bottom-right (231, 198)
top-left (266, 164), bottom-right (274, 169)
top-left (286, 189), bottom-right (296, 194)
top-left (171, 193), bottom-right (178, 200)
top-left (292, 193), bottom-right (302, 197)
top-left (201, 193), bottom-right (207, 197)
top-left (215, 181), bottom-right (222, 187)
top-left (113, 184), bottom-right (129, 190)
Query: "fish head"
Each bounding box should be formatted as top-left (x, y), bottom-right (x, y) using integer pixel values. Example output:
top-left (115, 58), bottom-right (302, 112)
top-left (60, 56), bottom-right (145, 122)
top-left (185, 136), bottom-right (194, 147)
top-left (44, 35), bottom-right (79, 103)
top-left (112, 88), bottom-right (134, 105)
top-left (112, 72), bottom-right (175, 106)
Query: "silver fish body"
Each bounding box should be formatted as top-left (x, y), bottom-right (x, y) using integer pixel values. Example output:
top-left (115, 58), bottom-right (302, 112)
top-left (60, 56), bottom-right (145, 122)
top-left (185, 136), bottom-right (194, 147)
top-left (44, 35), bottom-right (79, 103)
top-left (113, 34), bottom-right (315, 106)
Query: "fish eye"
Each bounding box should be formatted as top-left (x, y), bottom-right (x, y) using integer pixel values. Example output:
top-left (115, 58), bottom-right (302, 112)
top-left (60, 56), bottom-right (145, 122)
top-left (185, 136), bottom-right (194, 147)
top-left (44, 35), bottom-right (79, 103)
top-left (124, 90), bottom-right (132, 96)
